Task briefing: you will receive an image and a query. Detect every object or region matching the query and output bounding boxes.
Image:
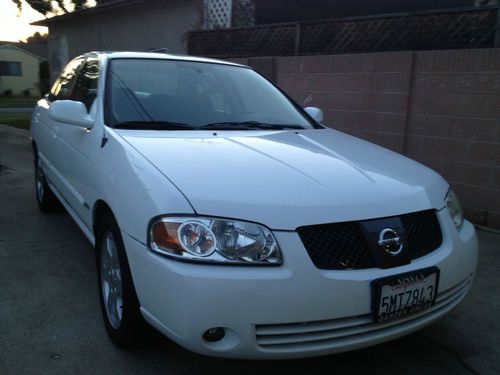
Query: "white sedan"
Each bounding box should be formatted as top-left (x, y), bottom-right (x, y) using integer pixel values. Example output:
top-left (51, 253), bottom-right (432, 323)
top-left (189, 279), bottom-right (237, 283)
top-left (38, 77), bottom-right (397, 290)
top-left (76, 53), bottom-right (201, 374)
top-left (31, 52), bottom-right (478, 359)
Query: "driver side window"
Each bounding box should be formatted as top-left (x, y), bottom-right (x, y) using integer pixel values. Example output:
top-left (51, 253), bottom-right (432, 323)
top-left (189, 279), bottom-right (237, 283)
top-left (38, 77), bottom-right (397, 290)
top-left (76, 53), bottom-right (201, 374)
top-left (49, 57), bottom-right (85, 101)
top-left (71, 57), bottom-right (100, 112)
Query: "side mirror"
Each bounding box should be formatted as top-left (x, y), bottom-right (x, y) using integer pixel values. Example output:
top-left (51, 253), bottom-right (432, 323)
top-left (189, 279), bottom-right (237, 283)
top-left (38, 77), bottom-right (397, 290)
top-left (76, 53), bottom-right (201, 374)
top-left (49, 100), bottom-right (94, 129)
top-left (304, 107), bottom-right (324, 123)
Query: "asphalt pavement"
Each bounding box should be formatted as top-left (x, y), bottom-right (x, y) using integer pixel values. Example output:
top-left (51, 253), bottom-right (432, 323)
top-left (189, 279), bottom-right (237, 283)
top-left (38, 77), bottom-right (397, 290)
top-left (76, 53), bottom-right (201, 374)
top-left (0, 124), bottom-right (499, 375)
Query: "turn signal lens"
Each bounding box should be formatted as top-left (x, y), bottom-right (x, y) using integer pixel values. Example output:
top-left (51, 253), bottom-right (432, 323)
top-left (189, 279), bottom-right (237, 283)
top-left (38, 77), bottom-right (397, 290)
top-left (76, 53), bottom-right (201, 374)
top-left (150, 221), bottom-right (182, 254)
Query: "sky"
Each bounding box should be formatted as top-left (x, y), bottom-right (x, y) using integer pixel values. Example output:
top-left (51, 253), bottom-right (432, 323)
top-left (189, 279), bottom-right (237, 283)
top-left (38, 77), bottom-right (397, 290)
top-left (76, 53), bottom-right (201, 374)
top-left (0, 0), bottom-right (48, 42)
top-left (0, 0), bottom-right (97, 42)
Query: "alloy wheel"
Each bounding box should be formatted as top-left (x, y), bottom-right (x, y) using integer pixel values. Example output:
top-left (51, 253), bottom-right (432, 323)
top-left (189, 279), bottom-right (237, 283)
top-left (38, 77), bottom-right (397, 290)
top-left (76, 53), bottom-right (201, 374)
top-left (36, 158), bottom-right (45, 201)
top-left (100, 231), bottom-right (124, 329)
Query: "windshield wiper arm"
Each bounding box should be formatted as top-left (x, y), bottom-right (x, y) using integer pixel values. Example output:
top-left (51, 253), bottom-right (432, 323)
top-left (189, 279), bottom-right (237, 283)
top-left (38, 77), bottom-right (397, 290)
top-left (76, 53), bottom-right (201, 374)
top-left (113, 121), bottom-right (305, 131)
top-left (199, 121), bottom-right (305, 130)
top-left (112, 121), bottom-right (195, 130)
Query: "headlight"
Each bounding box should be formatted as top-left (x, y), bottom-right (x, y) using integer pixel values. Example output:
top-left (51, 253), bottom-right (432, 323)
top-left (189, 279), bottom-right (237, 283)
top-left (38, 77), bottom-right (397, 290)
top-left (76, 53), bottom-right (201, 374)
top-left (445, 189), bottom-right (464, 228)
top-left (149, 216), bottom-right (282, 265)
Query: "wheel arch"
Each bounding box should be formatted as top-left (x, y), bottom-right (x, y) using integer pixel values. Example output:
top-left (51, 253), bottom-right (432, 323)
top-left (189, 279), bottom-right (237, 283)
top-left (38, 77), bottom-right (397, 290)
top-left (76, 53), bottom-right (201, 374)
top-left (93, 199), bottom-right (116, 235)
top-left (32, 140), bottom-right (38, 160)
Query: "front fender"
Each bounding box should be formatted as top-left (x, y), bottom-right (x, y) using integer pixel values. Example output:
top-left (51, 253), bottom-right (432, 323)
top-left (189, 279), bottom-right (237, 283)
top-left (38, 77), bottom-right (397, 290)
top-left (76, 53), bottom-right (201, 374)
top-left (95, 129), bottom-right (195, 244)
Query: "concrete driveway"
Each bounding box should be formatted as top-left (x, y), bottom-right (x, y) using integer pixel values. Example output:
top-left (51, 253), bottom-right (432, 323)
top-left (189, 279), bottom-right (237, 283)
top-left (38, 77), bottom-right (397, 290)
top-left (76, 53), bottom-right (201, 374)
top-left (1, 124), bottom-right (499, 375)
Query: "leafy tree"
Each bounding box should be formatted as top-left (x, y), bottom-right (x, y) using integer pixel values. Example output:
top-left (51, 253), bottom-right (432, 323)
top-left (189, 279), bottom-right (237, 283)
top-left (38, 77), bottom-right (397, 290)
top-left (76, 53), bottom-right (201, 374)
top-left (39, 60), bottom-right (50, 95)
top-left (25, 31), bottom-right (48, 43)
top-left (11, 0), bottom-right (100, 16)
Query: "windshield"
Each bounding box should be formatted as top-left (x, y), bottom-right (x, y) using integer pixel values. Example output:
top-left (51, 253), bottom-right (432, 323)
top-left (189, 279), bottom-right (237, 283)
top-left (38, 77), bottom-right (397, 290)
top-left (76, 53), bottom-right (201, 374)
top-left (105, 58), bottom-right (315, 130)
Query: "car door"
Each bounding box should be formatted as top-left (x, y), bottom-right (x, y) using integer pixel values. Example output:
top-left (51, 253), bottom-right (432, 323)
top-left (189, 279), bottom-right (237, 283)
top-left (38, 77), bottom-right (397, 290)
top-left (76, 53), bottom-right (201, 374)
top-left (56, 56), bottom-right (102, 229)
top-left (34, 57), bottom-right (85, 192)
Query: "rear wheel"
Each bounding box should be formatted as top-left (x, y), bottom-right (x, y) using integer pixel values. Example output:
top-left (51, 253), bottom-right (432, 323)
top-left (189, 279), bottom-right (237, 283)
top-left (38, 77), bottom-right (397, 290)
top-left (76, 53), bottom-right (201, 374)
top-left (35, 156), bottom-right (62, 212)
top-left (96, 214), bottom-right (149, 347)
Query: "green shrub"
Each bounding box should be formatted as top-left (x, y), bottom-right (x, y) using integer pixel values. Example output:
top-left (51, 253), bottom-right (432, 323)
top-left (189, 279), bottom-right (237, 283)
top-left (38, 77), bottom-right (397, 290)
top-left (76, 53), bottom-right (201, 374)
top-left (22, 89), bottom-right (31, 97)
top-left (3, 89), bottom-right (13, 97)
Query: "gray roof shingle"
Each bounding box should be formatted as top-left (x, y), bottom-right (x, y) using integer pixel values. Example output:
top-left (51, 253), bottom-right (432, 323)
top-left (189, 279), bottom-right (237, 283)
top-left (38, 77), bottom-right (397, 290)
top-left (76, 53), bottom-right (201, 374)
top-left (0, 41), bottom-right (48, 60)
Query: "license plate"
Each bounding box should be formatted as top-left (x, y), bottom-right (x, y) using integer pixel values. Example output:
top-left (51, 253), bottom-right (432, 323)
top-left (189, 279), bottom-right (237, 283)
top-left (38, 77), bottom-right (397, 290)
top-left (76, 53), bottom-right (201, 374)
top-left (372, 268), bottom-right (440, 323)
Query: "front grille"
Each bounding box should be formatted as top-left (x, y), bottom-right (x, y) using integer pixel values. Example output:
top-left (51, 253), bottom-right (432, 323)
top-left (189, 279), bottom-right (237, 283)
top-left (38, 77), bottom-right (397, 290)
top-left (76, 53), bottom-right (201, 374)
top-left (255, 276), bottom-right (471, 351)
top-left (297, 210), bottom-right (442, 270)
top-left (401, 210), bottom-right (443, 260)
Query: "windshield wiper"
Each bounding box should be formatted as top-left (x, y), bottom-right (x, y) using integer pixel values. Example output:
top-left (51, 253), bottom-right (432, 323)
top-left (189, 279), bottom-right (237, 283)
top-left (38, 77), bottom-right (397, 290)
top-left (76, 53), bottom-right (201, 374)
top-left (199, 121), bottom-right (305, 130)
top-left (112, 121), bottom-right (195, 130)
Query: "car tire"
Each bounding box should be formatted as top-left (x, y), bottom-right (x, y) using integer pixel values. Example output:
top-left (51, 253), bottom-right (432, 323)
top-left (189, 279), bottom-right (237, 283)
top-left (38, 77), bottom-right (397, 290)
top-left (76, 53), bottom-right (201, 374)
top-left (35, 156), bottom-right (63, 213)
top-left (95, 214), bottom-right (150, 347)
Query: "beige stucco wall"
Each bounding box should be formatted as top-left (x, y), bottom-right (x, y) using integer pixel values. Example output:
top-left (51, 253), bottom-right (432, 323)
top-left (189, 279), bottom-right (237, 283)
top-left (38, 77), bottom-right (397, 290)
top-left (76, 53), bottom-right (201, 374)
top-left (0, 47), bottom-right (41, 96)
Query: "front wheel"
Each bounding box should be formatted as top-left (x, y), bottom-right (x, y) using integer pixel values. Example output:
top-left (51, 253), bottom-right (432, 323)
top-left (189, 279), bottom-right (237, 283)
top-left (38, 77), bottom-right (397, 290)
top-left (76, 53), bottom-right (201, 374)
top-left (35, 156), bottom-right (62, 212)
top-left (96, 215), bottom-right (149, 347)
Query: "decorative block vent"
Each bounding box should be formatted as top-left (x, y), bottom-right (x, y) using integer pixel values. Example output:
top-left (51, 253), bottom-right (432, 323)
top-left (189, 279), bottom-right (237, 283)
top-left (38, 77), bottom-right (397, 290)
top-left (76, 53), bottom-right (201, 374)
top-left (205, 0), bottom-right (233, 29)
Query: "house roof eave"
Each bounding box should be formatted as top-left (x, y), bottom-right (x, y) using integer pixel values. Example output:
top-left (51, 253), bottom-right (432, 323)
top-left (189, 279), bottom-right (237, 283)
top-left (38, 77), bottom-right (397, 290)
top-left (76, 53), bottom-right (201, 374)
top-left (0, 43), bottom-right (47, 60)
top-left (31, 0), bottom-right (145, 27)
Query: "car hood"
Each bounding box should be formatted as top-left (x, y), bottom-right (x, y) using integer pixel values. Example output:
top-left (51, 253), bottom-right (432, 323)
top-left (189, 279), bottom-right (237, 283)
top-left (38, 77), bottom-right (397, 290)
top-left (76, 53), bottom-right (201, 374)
top-left (116, 128), bottom-right (448, 230)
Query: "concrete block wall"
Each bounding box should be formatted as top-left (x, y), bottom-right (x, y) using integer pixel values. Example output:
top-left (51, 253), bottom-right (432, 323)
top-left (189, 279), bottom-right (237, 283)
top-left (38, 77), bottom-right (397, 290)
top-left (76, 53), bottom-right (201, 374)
top-left (406, 49), bottom-right (500, 228)
top-left (231, 49), bottom-right (500, 228)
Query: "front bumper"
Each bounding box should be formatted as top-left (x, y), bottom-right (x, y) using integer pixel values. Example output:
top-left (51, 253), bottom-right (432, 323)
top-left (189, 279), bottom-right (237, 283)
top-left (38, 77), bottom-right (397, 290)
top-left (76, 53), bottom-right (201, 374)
top-left (124, 210), bottom-right (478, 359)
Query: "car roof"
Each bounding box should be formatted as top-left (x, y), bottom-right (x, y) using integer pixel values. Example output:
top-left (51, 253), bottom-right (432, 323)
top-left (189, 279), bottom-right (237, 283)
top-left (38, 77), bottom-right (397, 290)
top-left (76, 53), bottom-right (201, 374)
top-left (85, 51), bottom-right (247, 68)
